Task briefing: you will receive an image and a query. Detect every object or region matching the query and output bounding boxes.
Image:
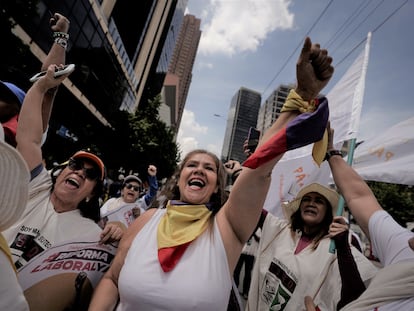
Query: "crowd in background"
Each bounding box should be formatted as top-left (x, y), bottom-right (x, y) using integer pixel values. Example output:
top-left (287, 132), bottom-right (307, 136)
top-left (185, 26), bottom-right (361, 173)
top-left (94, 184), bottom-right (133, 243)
top-left (1, 12), bottom-right (413, 311)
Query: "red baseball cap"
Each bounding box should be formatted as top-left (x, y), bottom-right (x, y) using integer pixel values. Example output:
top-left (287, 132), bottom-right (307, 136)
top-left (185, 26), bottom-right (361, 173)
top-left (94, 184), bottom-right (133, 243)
top-left (72, 151), bottom-right (105, 181)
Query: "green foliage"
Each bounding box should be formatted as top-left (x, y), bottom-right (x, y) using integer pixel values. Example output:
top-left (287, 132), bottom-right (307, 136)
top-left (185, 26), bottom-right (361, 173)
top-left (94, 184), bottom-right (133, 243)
top-left (367, 181), bottom-right (414, 227)
top-left (101, 94), bottom-right (179, 181)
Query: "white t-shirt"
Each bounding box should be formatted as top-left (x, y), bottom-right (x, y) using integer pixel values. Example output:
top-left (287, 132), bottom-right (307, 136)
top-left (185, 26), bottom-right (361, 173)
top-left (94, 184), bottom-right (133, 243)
top-left (100, 197), bottom-right (146, 228)
top-left (100, 197), bottom-right (146, 218)
top-left (369, 210), bottom-right (414, 311)
top-left (2, 168), bottom-right (102, 268)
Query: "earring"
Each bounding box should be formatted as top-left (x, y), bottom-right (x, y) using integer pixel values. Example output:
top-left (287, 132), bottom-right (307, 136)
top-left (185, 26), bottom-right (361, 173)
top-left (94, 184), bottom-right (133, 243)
top-left (85, 197), bottom-right (90, 203)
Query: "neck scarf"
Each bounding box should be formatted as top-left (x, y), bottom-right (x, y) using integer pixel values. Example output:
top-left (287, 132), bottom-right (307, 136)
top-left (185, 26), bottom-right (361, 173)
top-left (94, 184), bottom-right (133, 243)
top-left (157, 200), bottom-right (212, 272)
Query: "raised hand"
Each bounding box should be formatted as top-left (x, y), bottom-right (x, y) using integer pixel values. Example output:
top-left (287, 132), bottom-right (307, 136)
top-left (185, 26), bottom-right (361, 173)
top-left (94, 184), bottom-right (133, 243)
top-left (50, 12), bottom-right (70, 33)
top-left (34, 64), bottom-right (72, 91)
top-left (148, 164), bottom-right (157, 176)
top-left (296, 37), bottom-right (334, 100)
top-left (223, 160), bottom-right (242, 175)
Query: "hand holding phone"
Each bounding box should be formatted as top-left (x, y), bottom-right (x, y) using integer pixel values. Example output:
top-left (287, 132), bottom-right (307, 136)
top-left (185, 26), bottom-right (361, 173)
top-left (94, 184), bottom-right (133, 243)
top-left (29, 64), bottom-right (75, 82)
top-left (247, 127), bottom-right (261, 152)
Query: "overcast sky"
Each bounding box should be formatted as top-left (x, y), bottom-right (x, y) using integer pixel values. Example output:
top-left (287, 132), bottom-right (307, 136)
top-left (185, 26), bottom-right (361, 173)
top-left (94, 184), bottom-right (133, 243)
top-left (177, 0), bottom-right (413, 159)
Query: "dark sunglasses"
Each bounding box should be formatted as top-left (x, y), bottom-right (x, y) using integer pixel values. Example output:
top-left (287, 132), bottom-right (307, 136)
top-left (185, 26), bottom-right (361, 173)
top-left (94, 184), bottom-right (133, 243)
top-left (124, 183), bottom-right (140, 192)
top-left (67, 158), bottom-right (100, 181)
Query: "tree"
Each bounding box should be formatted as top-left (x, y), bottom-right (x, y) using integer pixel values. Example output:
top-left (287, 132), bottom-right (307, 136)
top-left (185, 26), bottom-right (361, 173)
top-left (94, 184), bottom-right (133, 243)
top-left (99, 94), bottom-right (179, 181)
top-left (367, 181), bottom-right (414, 227)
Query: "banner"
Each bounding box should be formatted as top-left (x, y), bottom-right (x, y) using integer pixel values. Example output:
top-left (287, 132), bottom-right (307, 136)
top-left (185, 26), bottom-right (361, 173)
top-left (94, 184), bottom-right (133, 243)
top-left (263, 156), bottom-right (332, 217)
top-left (327, 32), bottom-right (371, 143)
top-left (353, 117), bottom-right (414, 185)
top-left (18, 236), bottom-right (117, 310)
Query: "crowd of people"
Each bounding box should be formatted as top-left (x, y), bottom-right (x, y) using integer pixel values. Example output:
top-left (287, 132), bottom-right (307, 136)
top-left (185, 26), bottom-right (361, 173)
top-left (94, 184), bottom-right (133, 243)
top-left (0, 12), bottom-right (413, 311)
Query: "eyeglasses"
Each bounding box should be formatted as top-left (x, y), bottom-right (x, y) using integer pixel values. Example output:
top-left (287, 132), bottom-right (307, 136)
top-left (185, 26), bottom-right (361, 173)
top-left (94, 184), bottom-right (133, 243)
top-left (67, 158), bottom-right (99, 181)
top-left (125, 183), bottom-right (140, 192)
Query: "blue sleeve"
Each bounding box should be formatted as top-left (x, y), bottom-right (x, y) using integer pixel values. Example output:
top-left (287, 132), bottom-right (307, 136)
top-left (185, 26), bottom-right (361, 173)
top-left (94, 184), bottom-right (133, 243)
top-left (30, 163), bottom-right (44, 181)
top-left (144, 175), bottom-right (158, 206)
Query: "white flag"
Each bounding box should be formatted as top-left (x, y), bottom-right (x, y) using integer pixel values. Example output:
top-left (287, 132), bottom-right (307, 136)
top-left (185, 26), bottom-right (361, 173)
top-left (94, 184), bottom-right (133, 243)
top-left (327, 32), bottom-right (372, 144)
top-left (353, 117), bottom-right (414, 185)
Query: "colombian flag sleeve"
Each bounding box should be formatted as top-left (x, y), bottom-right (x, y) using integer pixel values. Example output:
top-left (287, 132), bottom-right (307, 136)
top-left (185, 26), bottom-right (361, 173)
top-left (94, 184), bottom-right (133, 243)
top-left (243, 97), bottom-right (329, 169)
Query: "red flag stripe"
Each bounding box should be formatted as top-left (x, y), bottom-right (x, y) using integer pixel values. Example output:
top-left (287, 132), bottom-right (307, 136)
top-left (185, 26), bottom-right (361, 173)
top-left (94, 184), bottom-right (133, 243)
top-left (243, 127), bottom-right (287, 169)
top-left (158, 242), bottom-right (191, 272)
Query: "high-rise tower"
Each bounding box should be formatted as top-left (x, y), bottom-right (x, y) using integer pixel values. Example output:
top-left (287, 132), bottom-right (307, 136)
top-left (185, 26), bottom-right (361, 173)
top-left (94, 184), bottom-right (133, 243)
top-left (257, 84), bottom-right (294, 134)
top-left (221, 87), bottom-right (261, 163)
top-left (164, 14), bottom-right (201, 133)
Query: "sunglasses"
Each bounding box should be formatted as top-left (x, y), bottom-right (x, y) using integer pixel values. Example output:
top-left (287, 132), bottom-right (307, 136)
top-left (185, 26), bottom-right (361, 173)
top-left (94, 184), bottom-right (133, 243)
top-left (124, 183), bottom-right (140, 192)
top-left (67, 158), bottom-right (100, 181)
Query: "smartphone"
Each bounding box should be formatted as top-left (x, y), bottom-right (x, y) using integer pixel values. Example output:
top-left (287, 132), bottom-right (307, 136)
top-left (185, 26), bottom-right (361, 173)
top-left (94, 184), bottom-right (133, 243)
top-left (247, 127), bottom-right (261, 152)
top-left (29, 64), bottom-right (75, 82)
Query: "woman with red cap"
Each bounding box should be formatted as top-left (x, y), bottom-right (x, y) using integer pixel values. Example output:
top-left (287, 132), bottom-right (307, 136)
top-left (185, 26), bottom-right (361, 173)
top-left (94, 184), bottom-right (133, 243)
top-left (2, 65), bottom-right (122, 271)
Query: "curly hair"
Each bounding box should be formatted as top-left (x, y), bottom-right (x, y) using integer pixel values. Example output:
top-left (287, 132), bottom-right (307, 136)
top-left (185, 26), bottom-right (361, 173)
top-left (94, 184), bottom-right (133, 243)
top-left (151, 149), bottom-right (228, 214)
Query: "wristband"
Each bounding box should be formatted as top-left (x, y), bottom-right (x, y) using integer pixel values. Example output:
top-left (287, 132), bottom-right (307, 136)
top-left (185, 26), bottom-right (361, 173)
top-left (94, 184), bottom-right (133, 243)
top-left (324, 149), bottom-right (343, 161)
top-left (54, 37), bottom-right (68, 49)
top-left (231, 168), bottom-right (242, 183)
top-left (53, 31), bottom-right (69, 40)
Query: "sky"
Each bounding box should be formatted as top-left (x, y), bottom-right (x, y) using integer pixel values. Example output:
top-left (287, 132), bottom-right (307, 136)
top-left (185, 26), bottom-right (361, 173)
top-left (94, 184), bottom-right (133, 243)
top-left (177, 0), bottom-right (414, 159)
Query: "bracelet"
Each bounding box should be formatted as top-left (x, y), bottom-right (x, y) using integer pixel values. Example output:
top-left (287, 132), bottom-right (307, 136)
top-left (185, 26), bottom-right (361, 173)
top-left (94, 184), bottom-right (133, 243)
top-left (54, 37), bottom-right (68, 49)
top-left (231, 168), bottom-right (242, 182)
top-left (324, 149), bottom-right (343, 161)
top-left (53, 31), bottom-right (69, 40)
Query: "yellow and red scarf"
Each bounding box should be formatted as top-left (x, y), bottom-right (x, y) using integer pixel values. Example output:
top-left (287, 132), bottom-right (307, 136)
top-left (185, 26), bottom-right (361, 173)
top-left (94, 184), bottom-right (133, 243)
top-left (157, 200), bottom-right (212, 272)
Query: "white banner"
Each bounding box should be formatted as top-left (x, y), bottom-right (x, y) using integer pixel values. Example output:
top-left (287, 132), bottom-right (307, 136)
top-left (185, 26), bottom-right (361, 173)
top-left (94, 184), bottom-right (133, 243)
top-left (263, 156), bottom-right (332, 217)
top-left (353, 117), bottom-right (414, 185)
top-left (327, 32), bottom-right (371, 144)
top-left (18, 236), bottom-right (117, 309)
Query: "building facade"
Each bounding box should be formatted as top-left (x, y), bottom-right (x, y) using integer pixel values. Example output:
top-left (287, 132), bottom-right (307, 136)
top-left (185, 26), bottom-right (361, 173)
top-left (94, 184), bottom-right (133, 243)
top-left (221, 87), bottom-right (261, 163)
top-left (163, 14), bottom-right (201, 133)
top-left (257, 84), bottom-right (294, 134)
top-left (2, 0), bottom-right (188, 168)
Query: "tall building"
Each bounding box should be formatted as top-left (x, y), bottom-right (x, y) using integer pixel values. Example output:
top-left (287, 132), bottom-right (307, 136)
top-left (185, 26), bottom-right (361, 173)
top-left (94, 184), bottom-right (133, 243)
top-left (163, 14), bottom-right (201, 133)
top-left (257, 84), bottom-right (294, 134)
top-left (221, 87), bottom-right (261, 163)
top-left (157, 0), bottom-right (189, 75)
top-left (149, 0), bottom-right (189, 111)
top-left (2, 0), bottom-right (182, 165)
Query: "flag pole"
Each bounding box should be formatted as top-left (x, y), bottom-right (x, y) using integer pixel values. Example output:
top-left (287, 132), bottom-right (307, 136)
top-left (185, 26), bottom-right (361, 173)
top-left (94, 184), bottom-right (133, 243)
top-left (329, 138), bottom-right (356, 253)
top-left (329, 31), bottom-right (371, 254)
